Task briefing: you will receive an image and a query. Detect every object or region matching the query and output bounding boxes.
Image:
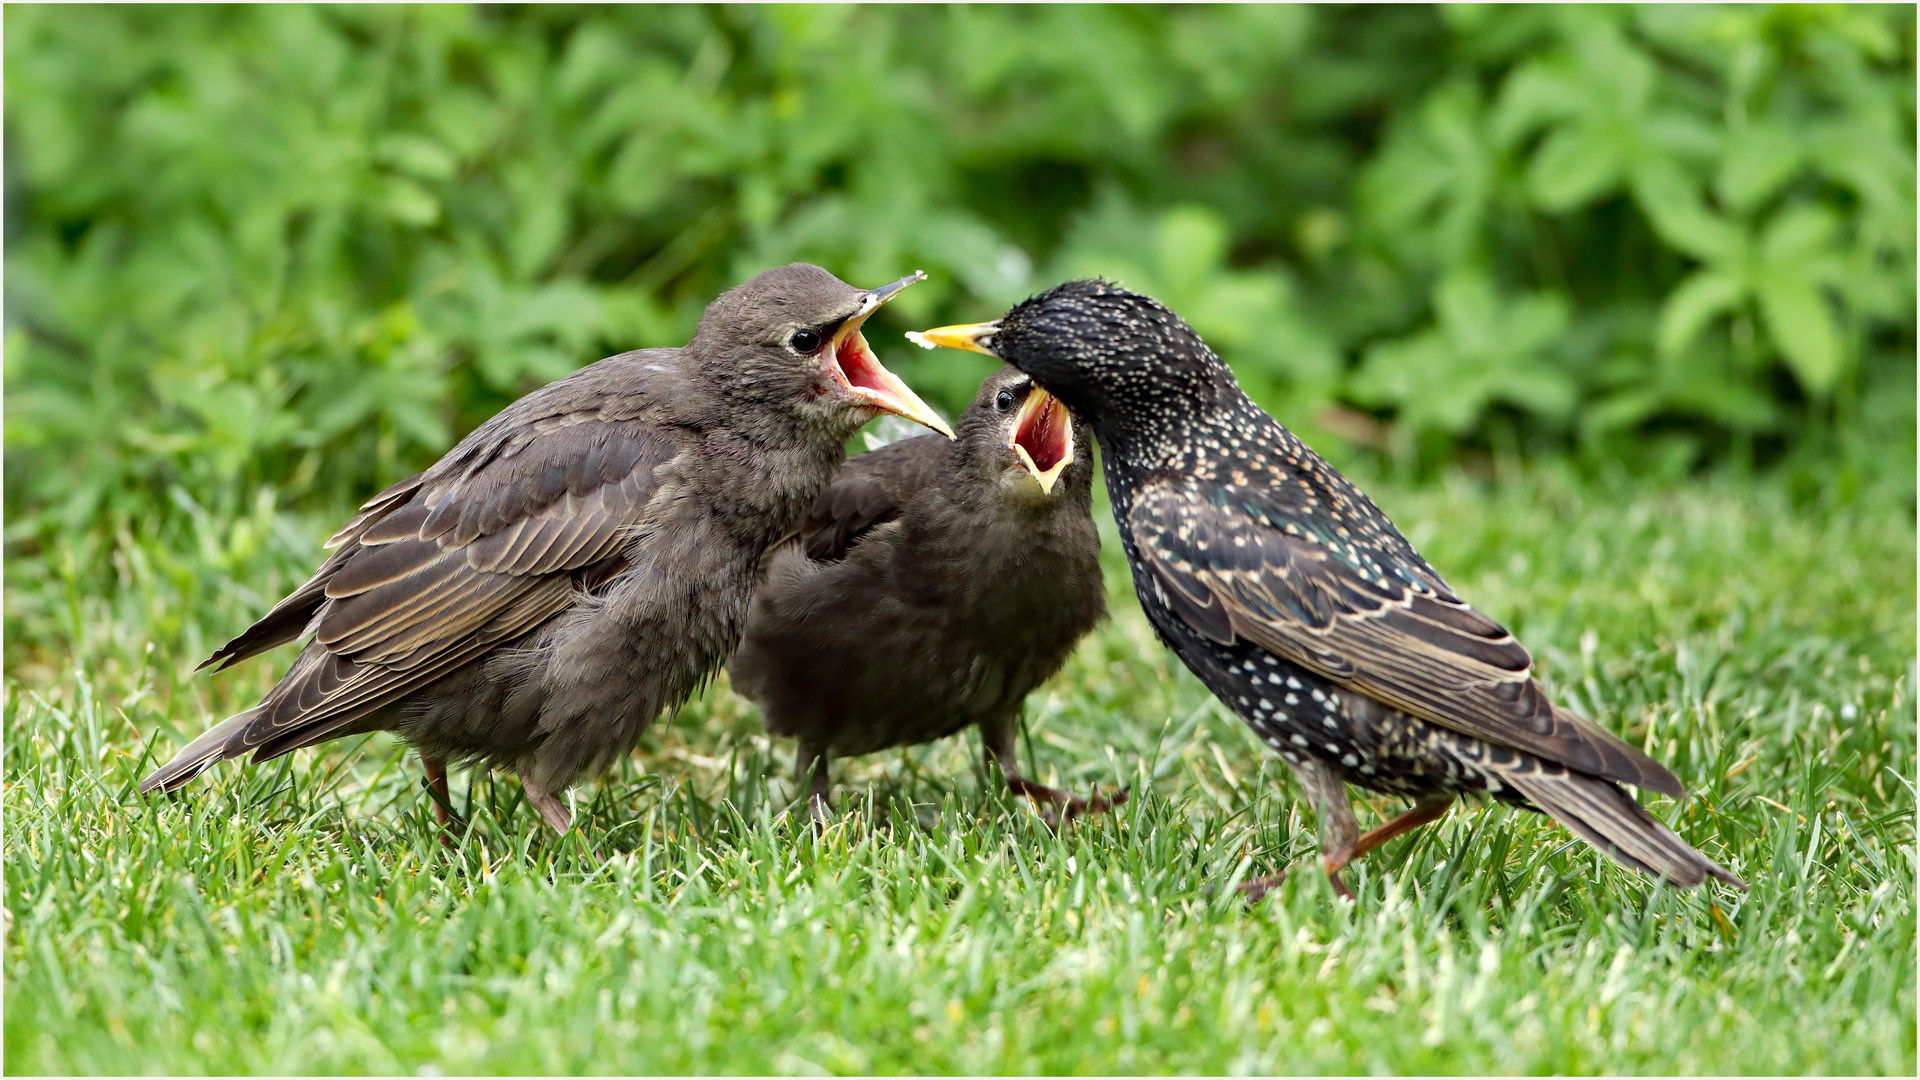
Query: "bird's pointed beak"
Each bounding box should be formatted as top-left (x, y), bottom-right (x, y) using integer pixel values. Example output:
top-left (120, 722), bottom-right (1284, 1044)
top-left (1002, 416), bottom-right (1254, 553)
top-left (907, 320), bottom-right (1002, 357)
top-left (1010, 385), bottom-right (1074, 495)
top-left (858, 271), bottom-right (924, 313)
top-left (826, 271), bottom-right (954, 439)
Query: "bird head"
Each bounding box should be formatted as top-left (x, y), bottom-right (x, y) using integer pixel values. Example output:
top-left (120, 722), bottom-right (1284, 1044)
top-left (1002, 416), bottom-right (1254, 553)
top-left (909, 279), bottom-right (1237, 446)
top-left (698, 263), bottom-right (953, 441)
top-left (956, 367), bottom-right (1090, 501)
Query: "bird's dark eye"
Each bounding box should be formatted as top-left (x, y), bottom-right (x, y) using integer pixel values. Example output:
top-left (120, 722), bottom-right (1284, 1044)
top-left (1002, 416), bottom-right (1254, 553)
top-left (789, 329), bottom-right (823, 353)
top-left (995, 388), bottom-right (1019, 410)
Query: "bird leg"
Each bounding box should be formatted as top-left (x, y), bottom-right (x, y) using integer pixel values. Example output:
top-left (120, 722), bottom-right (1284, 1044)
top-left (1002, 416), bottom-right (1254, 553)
top-left (1310, 778), bottom-right (1453, 902)
top-left (1238, 757), bottom-right (1451, 904)
top-left (982, 714), bottom-right (1128, 822)
top-left (795, 740), bottom-right (832, 824)
top-left (1236, 756), bottom-right (1357, 901)
top-left (520, 777), bottom-right (574, 834)
top-left (1290, 757), bottom-right (1365, 900)
top-left (422, 755), bottom-right (452, 822)
top-left (1350, 796), bottom-right (1454, 862)
top-left (421, 754), bottom-right (459, 846)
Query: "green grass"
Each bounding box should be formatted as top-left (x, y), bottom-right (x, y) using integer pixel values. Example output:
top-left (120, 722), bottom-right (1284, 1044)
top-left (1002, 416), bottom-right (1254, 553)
top-left (5, 462), bottom-right (1914, 1075)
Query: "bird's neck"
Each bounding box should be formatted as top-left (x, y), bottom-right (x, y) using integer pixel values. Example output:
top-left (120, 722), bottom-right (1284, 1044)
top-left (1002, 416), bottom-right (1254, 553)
top-left (674, 392), bottom-right (859, 553)
top-left (1088, 377), bottom-right (1276, 476)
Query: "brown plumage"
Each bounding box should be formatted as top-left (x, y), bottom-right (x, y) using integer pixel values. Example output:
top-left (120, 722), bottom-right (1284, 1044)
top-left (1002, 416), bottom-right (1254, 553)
top-left (914, 280), bottom-right (1744, 897)
top-left (729, 367), bottom-right (1116, 820)
top-left (141, 264), bottom-right (950, 833)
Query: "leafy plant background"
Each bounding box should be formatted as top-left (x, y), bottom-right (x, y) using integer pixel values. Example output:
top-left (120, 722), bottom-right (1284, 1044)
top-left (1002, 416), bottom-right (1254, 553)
top-left (5, 4), bottom-right (1914, 667)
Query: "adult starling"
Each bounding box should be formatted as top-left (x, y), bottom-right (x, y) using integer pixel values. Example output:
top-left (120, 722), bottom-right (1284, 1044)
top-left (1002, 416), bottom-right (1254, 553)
top-left (912, 281), bottom-right (1744, 897)
top-left (729, 366), bottom-right (1119, 820)
top-left (141, 264), bottom-right (952, 834)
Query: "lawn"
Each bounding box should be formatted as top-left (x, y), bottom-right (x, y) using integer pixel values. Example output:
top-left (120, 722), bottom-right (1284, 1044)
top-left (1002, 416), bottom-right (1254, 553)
top-left (4, 460), bottom-right (1912, 1075)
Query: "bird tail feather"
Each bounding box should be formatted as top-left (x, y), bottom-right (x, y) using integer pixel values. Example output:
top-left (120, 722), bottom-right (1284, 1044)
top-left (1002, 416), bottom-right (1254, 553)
top-left (138, 707), bottom-right (262, 795)
top-left (1501, 767), bottom-right (1745, 891)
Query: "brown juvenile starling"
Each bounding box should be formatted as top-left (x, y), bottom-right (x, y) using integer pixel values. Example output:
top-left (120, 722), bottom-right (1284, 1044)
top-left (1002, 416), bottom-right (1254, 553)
top-left (913, 280), bottom-right (1744, 897)
top-left (141, 264), bottom-right (951, 834)
top-left (729, 366), bottom-right (1119, 820)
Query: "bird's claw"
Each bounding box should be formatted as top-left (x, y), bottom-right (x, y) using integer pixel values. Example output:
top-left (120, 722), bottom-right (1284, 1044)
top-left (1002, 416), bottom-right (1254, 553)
top-left (1233, 857), bottom-right (1356, 905)
top-left (1235, 871), bottom-right (1288, 904)
top-left (1007, 778), bottom-right (1129, 825)
top-left (1323, 850), bottom-right (1357, 902)
top-left (1068, 783), bottom-right (1131, 819)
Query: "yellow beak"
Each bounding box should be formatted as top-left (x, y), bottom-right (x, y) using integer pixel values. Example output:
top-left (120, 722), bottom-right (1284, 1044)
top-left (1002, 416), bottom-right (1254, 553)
top-left (828, 272), bottom-right (955, 439)
top-left (906, 320), bottom-right (1003, 357)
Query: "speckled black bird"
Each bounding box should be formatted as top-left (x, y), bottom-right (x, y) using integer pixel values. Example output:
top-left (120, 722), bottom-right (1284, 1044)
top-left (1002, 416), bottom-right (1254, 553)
top-left (141, 265), bottom-right (952, 834)
top-left (913, 281), bottom-right (1744, 897)
top-left (729, 365), bottom-right (1118, 821)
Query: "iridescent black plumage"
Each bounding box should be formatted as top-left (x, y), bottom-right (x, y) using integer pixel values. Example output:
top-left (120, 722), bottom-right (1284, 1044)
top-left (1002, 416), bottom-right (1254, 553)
top-left (915, 280), bottom-right (1744, 896)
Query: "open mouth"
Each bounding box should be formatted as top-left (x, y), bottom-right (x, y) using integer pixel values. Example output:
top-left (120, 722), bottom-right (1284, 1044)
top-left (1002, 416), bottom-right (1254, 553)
top-left (1010, 386), bottom-right (1074, 494)
top-left (822, 272), bottom-right (954, 439)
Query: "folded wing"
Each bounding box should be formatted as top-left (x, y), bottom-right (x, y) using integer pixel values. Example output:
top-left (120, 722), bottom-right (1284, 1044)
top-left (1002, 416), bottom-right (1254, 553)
top-left (1128, 480), bottom-right (1682, 796)
top-left (142, 420), bottom-right (679, 793)
top-left (793, 434), bottom-right (946, 562)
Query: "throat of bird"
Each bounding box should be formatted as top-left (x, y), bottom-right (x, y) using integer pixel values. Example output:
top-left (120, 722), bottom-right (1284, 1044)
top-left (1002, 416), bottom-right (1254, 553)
top-left (1009, 388), bottom-right (1074, 495)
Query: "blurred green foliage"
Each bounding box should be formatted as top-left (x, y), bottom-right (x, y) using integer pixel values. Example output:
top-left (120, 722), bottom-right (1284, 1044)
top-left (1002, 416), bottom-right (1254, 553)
top-left (5, 4), bottom-right (1914, 603)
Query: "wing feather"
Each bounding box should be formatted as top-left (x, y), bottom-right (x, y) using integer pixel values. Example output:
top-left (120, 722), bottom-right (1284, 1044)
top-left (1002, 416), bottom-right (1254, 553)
top-left (468, 510), bottom-right (571, 573)
top-left (198, 424), bottom-right (678, 763)
top-left (315, 549), bottom-right (474, 647)
top-left (195, 473), bottom-right (429, 673)
top-left (325, 473), bottom-right (427, 548)
top-left (357, 501), bottom-right (435, 546)
top-left (793, 434), bottom-right (946, 563)
top-left (1129, 481), bottom-right (1682, 795)
top-left (144, 357), bottom-right (701, 794)
top-left (262, 574), bottom-right (582, 754)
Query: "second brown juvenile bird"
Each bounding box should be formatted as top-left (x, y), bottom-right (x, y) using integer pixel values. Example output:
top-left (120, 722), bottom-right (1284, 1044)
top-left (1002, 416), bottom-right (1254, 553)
top-left (730, 366), bottom-right (1118, 820)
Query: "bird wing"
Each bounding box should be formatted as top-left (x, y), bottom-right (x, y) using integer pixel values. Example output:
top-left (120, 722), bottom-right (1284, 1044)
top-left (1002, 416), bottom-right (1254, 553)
top-left (212, 421), bottom-right (681, 761)
top-left (1127, 480), bottom-right (1681, 795)
top-left (198, 472), bottom-right (431, 672)
top-left (794, 434), bottom-right (945, 561)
